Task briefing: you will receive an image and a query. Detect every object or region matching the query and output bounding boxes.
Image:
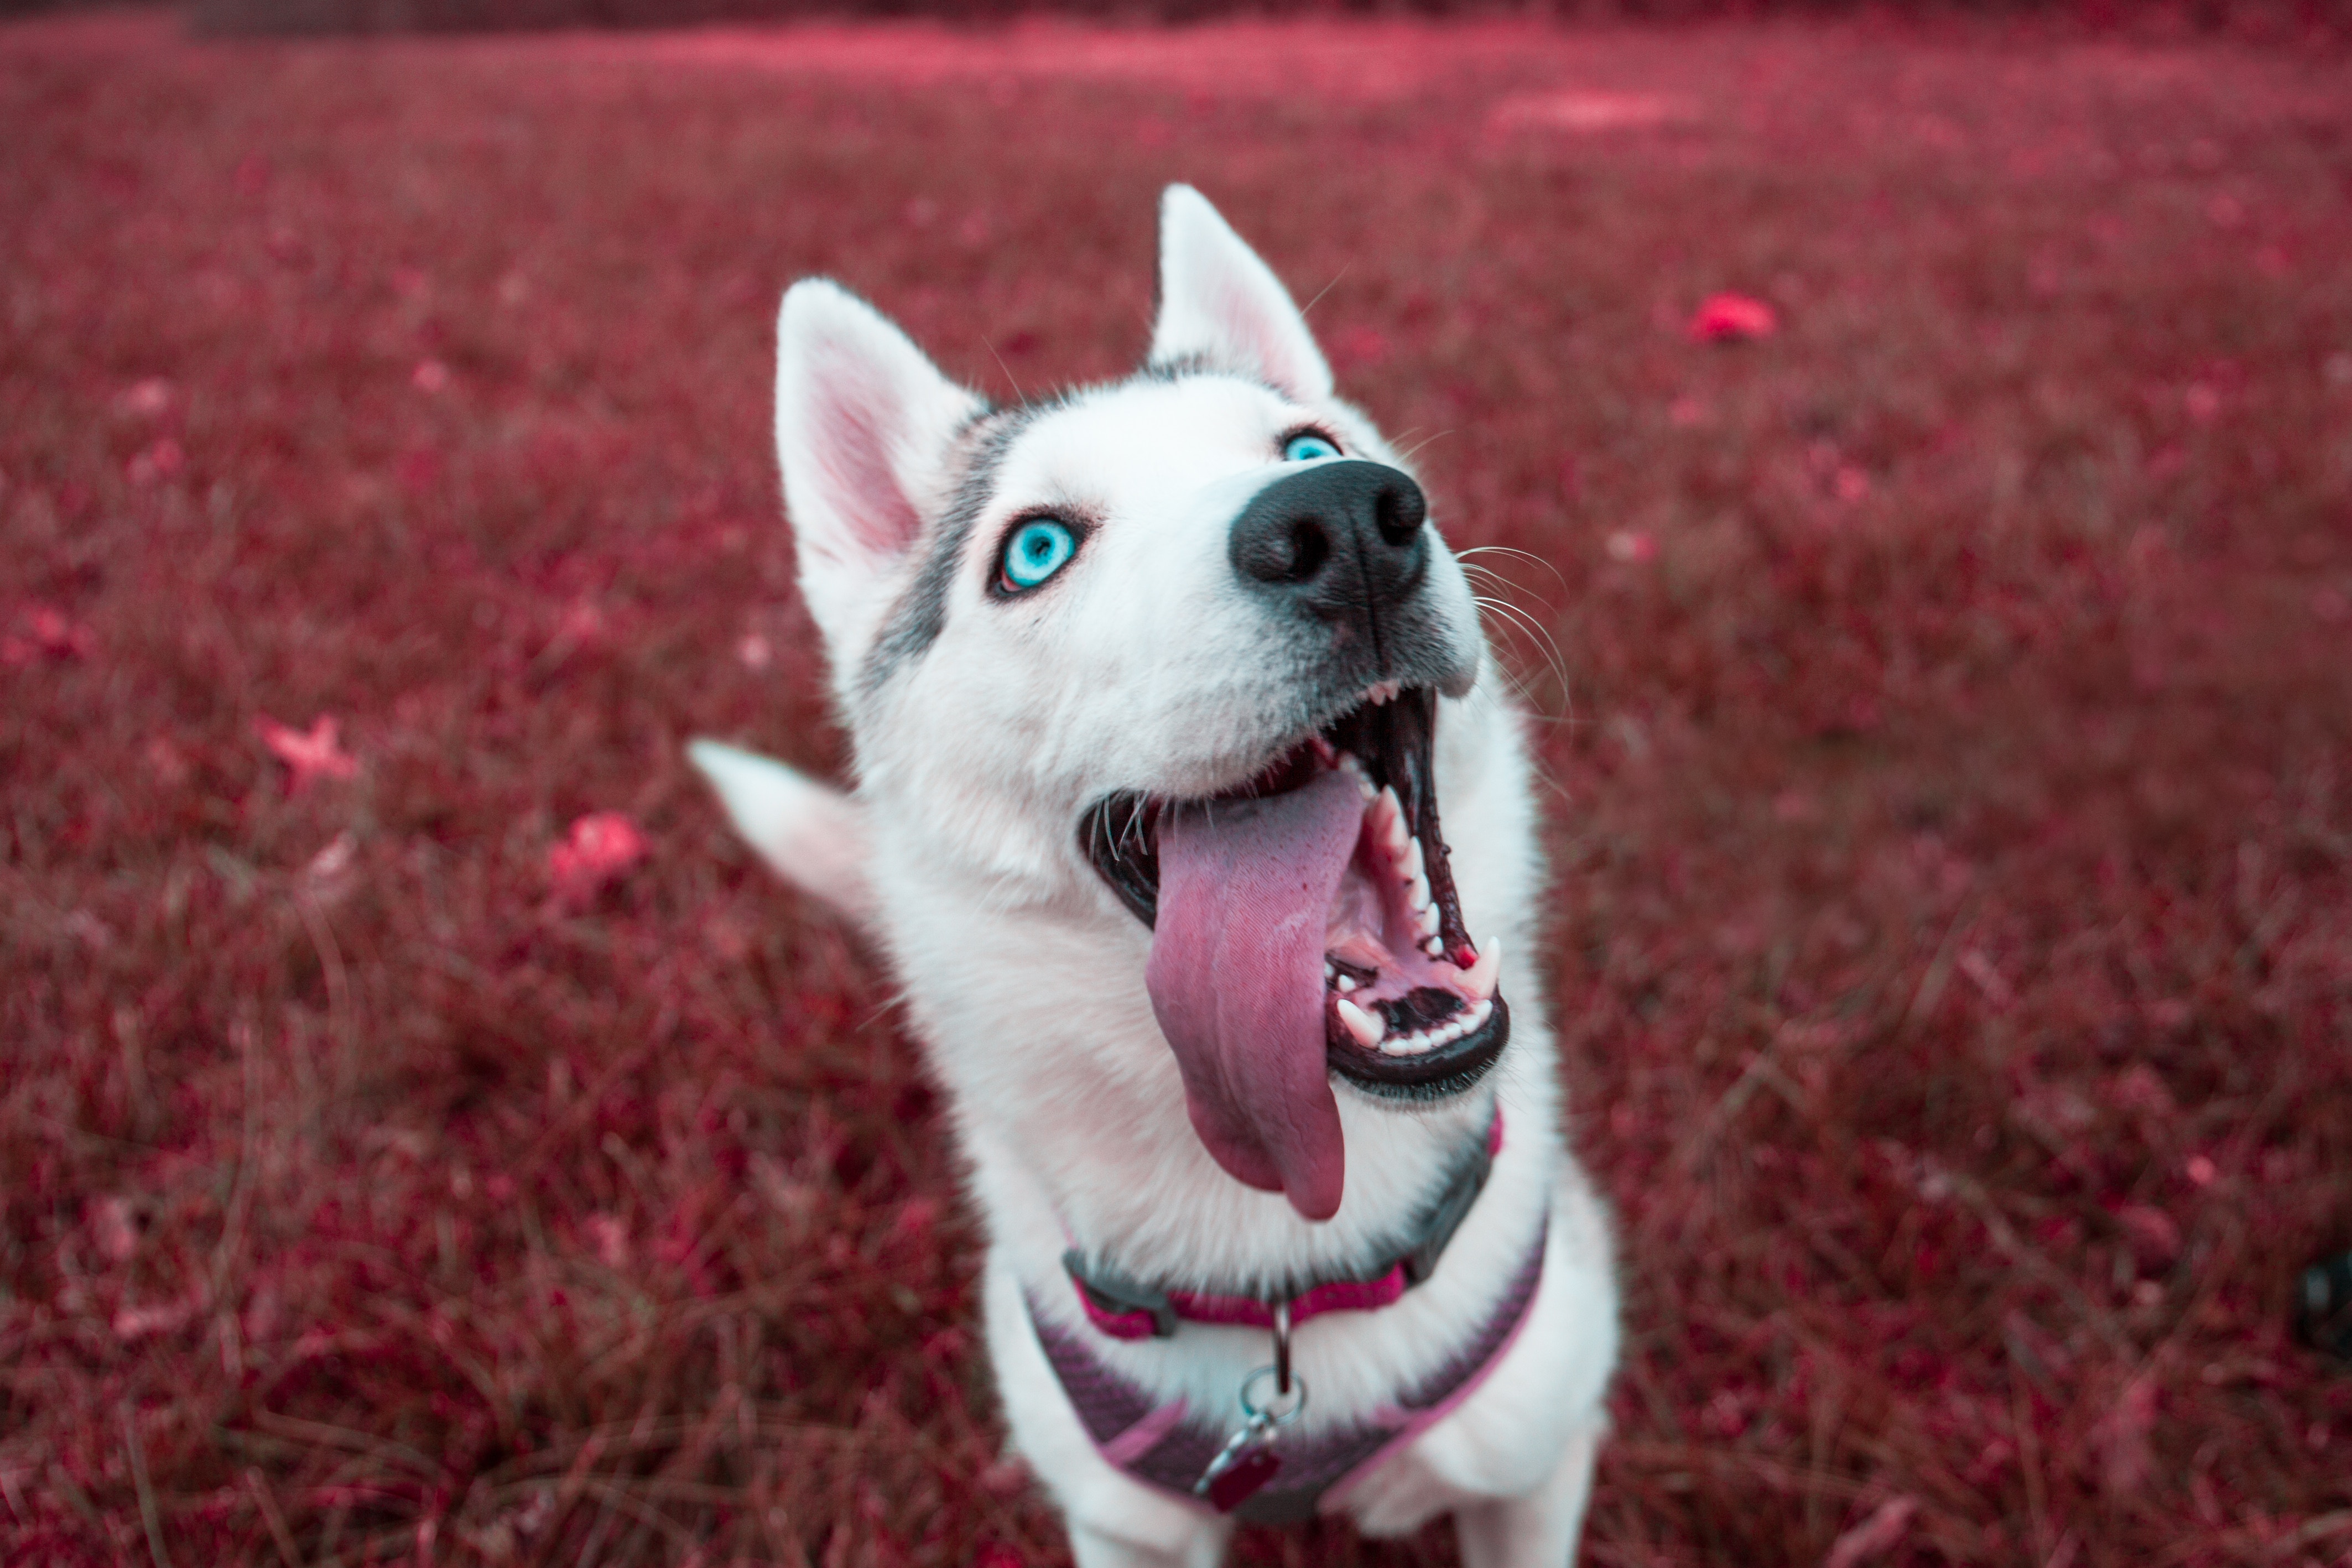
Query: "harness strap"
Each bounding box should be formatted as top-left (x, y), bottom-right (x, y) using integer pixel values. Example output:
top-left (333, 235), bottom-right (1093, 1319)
top-left (1063, 1110), bottom-right (1503, 1341)
top-left (1029, 1208), bottom-right (1548, 1525)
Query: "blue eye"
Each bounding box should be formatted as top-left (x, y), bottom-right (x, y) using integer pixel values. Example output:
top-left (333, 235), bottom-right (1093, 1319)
top-left (1282, 432), bottom-right (1341, 463)
top-left (1000, 517), bottom-right (1078, 592)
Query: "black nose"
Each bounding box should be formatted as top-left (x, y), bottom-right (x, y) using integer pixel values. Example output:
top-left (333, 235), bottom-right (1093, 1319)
top-left (1229, 460), bottom-right (1429, 624)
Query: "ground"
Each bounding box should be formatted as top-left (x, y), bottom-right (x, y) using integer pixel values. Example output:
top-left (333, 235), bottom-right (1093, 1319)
top-left (3, 9), bottom-right (2351, 1566)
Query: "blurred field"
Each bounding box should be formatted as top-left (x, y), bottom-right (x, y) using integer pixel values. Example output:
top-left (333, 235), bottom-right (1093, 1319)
top-left (5, 9), bottom-right (2352, 1566)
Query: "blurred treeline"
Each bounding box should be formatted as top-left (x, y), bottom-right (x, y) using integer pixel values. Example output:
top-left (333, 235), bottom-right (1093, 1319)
top-left (8, 0), bottom-right (2346, 50)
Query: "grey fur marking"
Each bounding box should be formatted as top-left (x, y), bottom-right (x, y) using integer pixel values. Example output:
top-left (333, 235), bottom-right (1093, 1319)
top-left (858, 404), bottom-right (1029, 698)
top-left (854, 362), bottom-right (1273, 699)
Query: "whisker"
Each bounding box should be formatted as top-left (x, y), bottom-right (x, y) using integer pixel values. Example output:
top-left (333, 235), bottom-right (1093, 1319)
top-left (1456, 544), bottom-right (1570, 600)
top-left (984, 334), bottom-right (1028, 407)
top-left (1396, 429), bottom-right (1458, 465)
top-left (1300, 262), bottom-right (1352, 321)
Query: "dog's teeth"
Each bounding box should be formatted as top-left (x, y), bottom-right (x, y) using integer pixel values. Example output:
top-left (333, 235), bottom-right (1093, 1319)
top-left (1335, 997), bottom-right (1385, 1049)
top-left (1459, 940), bottom-right (1502, 1001)
top-left (1417, 902), bottom-right (1441, 937)
top-left (1423, 934), bottom-right (1445, 957)
top-left (1461, 999), bottom-right (1492, 1035)
top-left (1402, 837), bottom-right (1424, 884)
top-left (1336, 973), bottom-right (1356, 993)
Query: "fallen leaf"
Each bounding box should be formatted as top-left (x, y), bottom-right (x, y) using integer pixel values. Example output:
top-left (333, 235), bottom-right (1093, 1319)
top-left (1688, 292), bottom-right (1779, 343)
top-left (258, 715), bottom-right (359, 792)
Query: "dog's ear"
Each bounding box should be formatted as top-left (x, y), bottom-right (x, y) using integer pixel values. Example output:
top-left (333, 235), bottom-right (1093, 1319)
top-left (1148, 185), bottom-right (1334, 404)
top-left (776, 280), bottom-right (985, 668)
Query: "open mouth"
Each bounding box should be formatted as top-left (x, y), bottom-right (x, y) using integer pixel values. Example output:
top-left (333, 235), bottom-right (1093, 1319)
top-left (1078, 685), bottom-right (1507, 1218)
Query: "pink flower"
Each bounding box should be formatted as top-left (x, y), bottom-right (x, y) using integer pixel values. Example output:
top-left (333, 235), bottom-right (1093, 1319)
top-left (550, 811), bottom-right (647, 905)
top-left (258, 715), bottom-right (358, 792)
top-left (1687, 292), bottom-right (1778, 343)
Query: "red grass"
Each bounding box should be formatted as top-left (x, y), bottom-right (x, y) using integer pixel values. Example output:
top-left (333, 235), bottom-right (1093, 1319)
top-left (4, 10), bottom-right (2351, 1565)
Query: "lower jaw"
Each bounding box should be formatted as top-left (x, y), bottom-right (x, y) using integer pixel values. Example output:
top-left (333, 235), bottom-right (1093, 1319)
top-left (1326, 996), bottom-right (1511, 1102)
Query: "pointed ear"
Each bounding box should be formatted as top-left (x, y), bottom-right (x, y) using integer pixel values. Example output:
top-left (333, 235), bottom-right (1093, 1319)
top-left (1148, 185), bottom-right (1334, 403)
top-left (776, 280), bottom-right (985, 666)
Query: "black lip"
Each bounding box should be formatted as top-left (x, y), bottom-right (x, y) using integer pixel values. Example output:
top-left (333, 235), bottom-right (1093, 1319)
top-left (1077, 686), bottom-right (1500, 1102)
top-left (1079, 793), bottom-right (1162, 929)
top-left (1078, 686), bottom-right (1468, 960)
top-left (1326, 996), bottom-right (1510, 1100)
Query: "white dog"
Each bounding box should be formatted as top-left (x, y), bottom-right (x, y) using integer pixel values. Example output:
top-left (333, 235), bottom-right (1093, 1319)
top-left (690, 186), bottom-right (1617, 1568)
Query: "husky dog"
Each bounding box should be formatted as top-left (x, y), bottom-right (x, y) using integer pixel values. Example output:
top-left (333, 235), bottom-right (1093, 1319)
top-left (691, 186), bottom-right (1617, 1568)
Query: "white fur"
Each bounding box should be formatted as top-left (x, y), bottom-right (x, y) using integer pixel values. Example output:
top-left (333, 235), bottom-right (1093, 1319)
top-left (693, 185), bottom-right (1618, 1567)
top-left (686, 739), bottom-right (873, 924)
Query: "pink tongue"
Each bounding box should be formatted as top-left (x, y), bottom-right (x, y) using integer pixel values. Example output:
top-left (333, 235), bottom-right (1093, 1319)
top-left (1145, 769), bottom-right (1362, 1221)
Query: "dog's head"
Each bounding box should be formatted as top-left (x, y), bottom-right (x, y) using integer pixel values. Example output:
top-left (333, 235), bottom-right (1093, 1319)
top-left (777, 187), bottom-right (1507, 1221)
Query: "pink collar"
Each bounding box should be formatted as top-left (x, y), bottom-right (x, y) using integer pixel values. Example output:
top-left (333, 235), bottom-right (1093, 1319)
top-left (1064, 1110), bottom-right (1503, 1342)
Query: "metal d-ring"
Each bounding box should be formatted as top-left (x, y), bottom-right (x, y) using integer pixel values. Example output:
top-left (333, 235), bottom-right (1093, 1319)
top-left (1237, 1363), bottom-right (1309, 1427)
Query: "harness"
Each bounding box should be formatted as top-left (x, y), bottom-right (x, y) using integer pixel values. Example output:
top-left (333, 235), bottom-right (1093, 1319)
top-left (1026, 1112), bottom-right (1548, 1523)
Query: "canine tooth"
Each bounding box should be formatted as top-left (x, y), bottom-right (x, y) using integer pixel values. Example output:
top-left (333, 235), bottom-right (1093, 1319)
top-left (1459, 940), bottom-right (1502, 1001)
top-left (1335, 997), bottom-right (1385, 1049)
top-left (1335, 973), bottom-right (1356, 993)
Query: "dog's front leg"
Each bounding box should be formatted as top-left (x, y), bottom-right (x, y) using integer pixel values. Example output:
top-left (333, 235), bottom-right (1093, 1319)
top-left (1450, 1422), bottom-right (1602, 1568)
top-left (984, 1250), bottom-right (1233, 1568)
